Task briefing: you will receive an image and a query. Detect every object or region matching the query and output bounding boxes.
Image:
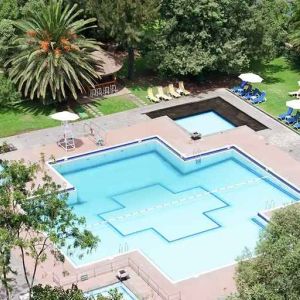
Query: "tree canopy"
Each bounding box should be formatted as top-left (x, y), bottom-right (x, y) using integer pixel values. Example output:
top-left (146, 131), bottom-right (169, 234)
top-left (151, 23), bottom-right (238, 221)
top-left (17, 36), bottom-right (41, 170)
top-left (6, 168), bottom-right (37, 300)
top-left (143, 0), bottom-right (288, 76)
top-left (228, 204), bottom-right (300, 300)
top-left (88, 0), bottom-right (159, 79)
top-left (31, 284), bottom-right (124, 300)
top-left (0, 158), bottom-right (99, 299)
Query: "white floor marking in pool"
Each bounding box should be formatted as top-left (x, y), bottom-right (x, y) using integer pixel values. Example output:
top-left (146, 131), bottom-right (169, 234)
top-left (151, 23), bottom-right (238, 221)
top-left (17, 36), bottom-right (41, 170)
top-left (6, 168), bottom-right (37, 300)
top-left (84, 175), bottom-right (274, 229)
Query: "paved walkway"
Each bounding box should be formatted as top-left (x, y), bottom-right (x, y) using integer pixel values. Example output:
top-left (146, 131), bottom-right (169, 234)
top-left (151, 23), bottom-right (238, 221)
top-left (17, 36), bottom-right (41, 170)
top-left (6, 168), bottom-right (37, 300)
top-left (1, 88), bottom-right (300, 161)
top-left (2, 88), bottom-right (300, 300)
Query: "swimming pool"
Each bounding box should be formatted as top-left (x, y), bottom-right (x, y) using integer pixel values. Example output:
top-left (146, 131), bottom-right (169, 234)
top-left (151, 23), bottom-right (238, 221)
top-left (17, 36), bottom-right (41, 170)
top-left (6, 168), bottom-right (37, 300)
top-left (175, 111), bottom-right (235, 135)
top-left (52, 138), bottom-right (299, 281)
top-left (85, 282), bottom-right (137, 299)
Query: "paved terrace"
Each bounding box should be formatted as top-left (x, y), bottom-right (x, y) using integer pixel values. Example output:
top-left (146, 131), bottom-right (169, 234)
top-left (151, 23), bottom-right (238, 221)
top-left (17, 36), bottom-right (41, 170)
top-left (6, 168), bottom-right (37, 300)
top-left (2, 89), bottom-right (300, 300)
top-left (1, 88), bottom-right (300, 162)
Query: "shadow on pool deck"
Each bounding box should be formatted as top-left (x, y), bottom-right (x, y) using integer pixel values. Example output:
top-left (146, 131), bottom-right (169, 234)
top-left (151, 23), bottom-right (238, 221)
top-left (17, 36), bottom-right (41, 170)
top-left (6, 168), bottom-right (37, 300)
top-left (146, 97), bottom-right (268, 132)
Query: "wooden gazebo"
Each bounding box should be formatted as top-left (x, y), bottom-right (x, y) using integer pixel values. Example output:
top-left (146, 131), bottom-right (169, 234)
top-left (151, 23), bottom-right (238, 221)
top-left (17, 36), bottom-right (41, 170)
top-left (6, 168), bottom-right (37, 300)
top-left (88, 49), bottom-right (123, 98)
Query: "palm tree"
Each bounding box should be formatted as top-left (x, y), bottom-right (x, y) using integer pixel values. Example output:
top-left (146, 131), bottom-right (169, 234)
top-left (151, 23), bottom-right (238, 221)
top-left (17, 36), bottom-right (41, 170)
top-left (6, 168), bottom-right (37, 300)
top-left (6, 0), bottom-right (100, 104)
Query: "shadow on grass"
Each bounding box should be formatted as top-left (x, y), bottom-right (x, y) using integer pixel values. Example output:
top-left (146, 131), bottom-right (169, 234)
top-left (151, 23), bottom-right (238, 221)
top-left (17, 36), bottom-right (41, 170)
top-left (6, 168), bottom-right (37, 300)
top-left (0, 100), bottom-right (57, 116)
top-left (252, 60), bottom-right (289, 84)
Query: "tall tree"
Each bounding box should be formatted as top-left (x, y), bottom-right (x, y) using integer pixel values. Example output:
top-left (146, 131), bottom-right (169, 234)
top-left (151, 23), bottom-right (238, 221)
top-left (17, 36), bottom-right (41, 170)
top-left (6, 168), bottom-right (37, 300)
top-left (6, 0), bottom-right (101, 104)
top-left (288, 0), bottom-right (300, 62)
top-left (0, 158), bottom-right (99, 299)
top-left (0, 228), bottom-right (17, 300)
top-left (144, 0), bottom-right (288, 76)
top-left (88, 0), bottom-right (160, 79)
top-left (228, 204), bottom-right (300, 300)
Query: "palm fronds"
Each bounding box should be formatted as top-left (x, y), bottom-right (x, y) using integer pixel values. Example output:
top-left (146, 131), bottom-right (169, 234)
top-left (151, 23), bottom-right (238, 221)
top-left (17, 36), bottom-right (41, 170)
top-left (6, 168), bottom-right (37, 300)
top-left (6, 0), bottom-right (100, 103)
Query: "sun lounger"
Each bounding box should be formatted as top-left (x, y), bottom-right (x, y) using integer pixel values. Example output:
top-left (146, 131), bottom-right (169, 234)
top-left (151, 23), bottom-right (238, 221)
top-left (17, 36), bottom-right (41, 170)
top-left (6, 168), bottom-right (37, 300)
top-left (293, 121), bottom-right (300, 129)
top-left (177, 81), bottom-right (191, 96)
top-left (243, 88), bottom-right (260, 100)
top-left (285, 111), bottom-right (300, 124)
top-left (251, 92), bottom-right (266, 104)
top-left (231, 81), bottom-right (247, 93)
top-left (238, 86), bottom-right (252, 97)
top-left (147, 87), bottom-right (160, 103)
top-left (156, 86), bottom-right (172, 101)
top-left (168, 84), bottom-right (181, 98)
top-left (278, 107), bottom-right (293, 120)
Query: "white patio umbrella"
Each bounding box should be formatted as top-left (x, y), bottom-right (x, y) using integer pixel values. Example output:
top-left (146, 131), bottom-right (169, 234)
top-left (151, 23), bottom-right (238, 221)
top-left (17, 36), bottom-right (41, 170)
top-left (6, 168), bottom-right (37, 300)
top-left (238, 73), bottom-right (263, 83)
top-left (286, 100), bottom-right (300, 110)
top-left (50, 111), bottom-right (80, 122)
top-left (50, 111), bottom-right (79, 151)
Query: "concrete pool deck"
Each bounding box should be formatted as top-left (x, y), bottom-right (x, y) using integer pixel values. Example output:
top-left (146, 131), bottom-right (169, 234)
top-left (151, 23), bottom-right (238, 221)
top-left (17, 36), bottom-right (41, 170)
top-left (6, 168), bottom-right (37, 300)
top-left (2, 88), bottom-right (300, 300)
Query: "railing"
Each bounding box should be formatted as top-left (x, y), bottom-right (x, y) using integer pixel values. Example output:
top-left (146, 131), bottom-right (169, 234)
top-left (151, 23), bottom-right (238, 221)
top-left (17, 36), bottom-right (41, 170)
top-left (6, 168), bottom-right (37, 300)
top-left (52, 257), bottom-right (181, 300)
top-left (128, 258), bottom-right (181, 300)
top-left (83, 121), bottom-right (106, 145)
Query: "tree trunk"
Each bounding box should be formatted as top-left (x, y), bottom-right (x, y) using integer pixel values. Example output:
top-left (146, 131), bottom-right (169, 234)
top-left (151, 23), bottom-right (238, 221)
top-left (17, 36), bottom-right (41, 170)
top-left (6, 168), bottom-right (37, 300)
top-left (127, 47), bottom-right (135, 80)
top-left (19, 246), bottom-right (30, 293)
top-left (2, 266), bottom-right (10, 300)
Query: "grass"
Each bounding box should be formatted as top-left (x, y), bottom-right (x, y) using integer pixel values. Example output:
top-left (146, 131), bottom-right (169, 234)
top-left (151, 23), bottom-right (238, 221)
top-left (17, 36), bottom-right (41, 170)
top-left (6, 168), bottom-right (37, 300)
top-left (92, 95), bottom-right (138, 115)
top-left (0, 101), bottom-right (59, 138)
top-left (128, 85), bottom-right (150, 104)
top-left (253, 57), bottom-right (300, 116)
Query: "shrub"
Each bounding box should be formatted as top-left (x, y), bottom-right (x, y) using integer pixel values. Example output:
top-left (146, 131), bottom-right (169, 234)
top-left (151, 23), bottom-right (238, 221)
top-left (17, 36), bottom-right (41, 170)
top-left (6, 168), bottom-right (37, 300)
top-left (0, 74), bottom-right (21, 106)
top-left (0, 141), bottom-right (16, 154)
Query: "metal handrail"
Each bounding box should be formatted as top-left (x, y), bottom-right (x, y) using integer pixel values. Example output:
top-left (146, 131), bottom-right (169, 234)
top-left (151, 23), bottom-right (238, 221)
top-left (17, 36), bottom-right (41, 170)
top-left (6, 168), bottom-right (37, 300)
top-left (128, 258), bottom-right (181, 300)
top-left (52, 257), bottom-right (181, 300)
top-left (83, 121), bottom-right (105, 145)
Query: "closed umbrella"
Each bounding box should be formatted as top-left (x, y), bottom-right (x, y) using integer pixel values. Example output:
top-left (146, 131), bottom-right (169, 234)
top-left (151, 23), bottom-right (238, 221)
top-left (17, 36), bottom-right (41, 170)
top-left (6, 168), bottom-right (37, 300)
top-left (50, 111), bottom-right (79, 151)
top-left (238, 73), bottom-right (263, 83)
top-left (286, 100), bottom-right (300, 110)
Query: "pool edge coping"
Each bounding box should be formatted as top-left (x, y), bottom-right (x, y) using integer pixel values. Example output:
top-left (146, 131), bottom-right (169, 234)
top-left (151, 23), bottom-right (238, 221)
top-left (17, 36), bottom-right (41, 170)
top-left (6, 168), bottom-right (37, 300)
top-left (45, 135), bottom-right (300, 285)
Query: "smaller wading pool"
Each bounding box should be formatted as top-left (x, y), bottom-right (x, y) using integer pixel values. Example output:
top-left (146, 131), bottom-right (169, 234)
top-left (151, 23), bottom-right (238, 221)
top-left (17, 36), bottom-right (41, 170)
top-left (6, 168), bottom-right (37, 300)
top-left (175, 111), bottom-right (235, 135)
top-left (85, 282), bottom-right (137, 300)
top-left (146, 97), bottom-right (267, 135)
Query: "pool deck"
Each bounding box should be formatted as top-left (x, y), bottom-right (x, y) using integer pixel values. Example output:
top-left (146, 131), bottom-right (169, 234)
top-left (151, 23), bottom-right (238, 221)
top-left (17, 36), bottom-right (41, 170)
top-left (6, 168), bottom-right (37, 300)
top-left (2, 88), bottom-right (300, 300)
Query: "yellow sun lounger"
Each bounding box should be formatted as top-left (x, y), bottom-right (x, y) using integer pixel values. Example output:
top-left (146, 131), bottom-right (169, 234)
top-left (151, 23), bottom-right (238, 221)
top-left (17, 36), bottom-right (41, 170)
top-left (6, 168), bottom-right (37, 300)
top-left (177, 81), bottom-right (191, 96)
top-left (168, 84), bottom-right (181, 98)
top-left (147, 87), bottom-right (160, 103)
top-left (156, 86), bottom-right (172, 101)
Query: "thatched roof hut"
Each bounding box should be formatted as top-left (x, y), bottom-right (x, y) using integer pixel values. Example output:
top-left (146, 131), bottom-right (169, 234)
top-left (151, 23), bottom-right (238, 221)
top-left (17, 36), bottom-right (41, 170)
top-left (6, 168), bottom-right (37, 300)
top-left (91, 50), bottom-right (123, 77)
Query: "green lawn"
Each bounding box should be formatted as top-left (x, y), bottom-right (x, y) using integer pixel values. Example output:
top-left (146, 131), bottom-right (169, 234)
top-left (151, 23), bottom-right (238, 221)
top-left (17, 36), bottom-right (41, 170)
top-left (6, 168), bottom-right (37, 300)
top-left (253, 57), bottom-right (300, 116)
top-left (92, 95), bottom-right (138, 115)
top-left (0, 101), bottom-right (59, 138)
top-left (128, 85), bottom-right (150, 104)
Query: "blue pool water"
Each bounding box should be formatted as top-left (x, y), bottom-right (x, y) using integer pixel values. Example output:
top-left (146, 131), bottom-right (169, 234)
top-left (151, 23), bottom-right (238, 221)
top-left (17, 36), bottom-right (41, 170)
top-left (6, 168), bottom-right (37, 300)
top-left (175, 111), bottom-right (235, 135)
top-left (85, 282), bottom-right (137, 299)
top-left (52, 139), bottom-right (299, 281)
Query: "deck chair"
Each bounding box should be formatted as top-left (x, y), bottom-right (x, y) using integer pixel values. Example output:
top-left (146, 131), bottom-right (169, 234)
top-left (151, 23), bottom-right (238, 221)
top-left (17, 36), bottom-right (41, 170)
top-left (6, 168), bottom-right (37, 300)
top-left (147, 87), bottom-right (160, 103)
top-left (288, 89), bottom-right (300, 97)
top-left (278, 107), bottom-right (293, 121)
top-left (168, 84), bottom-right (181, 98)
top-left (156, 86), bottom-right (172, 101)
top-left (177, 81), bottom-right (191, 96)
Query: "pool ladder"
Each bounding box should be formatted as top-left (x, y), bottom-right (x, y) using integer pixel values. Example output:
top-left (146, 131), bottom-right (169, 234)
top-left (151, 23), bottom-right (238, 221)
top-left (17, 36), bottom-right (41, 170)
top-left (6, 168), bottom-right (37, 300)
top-left (119, 242), bottom-right (129, 253)
top-left (193, 149), bottom-right (202, 164)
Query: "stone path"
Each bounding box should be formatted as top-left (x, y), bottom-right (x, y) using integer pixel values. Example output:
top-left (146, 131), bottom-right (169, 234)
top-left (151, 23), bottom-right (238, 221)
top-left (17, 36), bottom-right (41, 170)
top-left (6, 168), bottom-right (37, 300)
top-left (127, 93), bottom-right (147, 106)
